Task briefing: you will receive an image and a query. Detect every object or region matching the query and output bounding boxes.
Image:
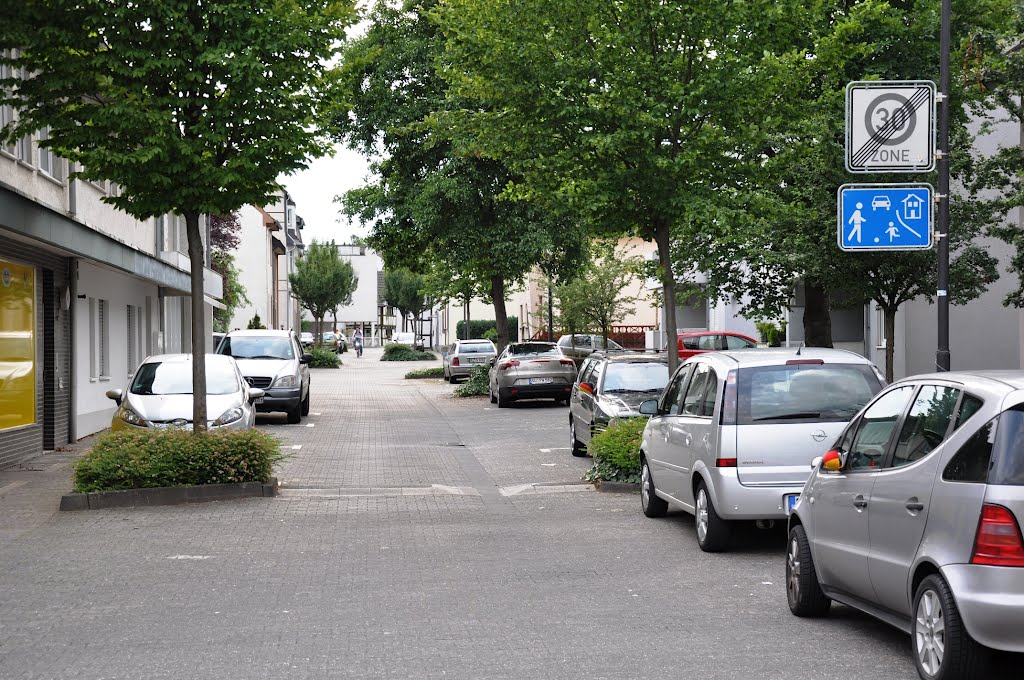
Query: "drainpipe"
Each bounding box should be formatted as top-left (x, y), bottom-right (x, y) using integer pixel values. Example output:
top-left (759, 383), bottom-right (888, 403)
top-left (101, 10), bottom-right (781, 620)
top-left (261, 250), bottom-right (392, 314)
top-left (68, 163), bottom-right (77, 217)
top-left (68, 259), bottom-right (78, 441)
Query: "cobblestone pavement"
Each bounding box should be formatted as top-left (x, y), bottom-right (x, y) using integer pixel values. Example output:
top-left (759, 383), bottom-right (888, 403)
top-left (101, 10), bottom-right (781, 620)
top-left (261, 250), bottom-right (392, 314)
top-left (0, 348), bottom-right (1016, 679)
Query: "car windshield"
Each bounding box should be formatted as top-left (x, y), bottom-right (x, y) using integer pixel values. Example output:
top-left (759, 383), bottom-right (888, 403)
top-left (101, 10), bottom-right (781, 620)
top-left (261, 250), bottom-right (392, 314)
top-left (458, 343), bottom-right (494, 354)
top-left (602, 362), bottom-right (670, 393)
top-left (131, 360), bottom-right (239, 396)
top-left (219, 336), bottom-right (294, 360)
top-left (737, 363), bottom-right (881, 424)
top-left (509, 343), bottom-right (560, 357)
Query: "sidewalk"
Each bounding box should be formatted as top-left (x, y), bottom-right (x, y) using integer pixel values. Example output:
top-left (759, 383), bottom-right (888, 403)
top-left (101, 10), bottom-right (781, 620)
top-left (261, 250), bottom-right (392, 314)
top-left (0, 438), bottom-right (91, 542)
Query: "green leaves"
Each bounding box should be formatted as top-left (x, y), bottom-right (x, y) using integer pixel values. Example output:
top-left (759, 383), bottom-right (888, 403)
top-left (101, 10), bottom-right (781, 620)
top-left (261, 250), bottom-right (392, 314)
top-left (289, 240), bottom-right (359, 327)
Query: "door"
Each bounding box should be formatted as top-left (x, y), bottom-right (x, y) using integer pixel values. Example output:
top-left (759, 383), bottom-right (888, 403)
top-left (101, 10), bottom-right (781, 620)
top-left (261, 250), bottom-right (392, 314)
top-left (867, 384), bottom-right (960, 615)
top-left (645, 364), bottom-right (693, 501)
top-left (810, 385), bottom-right (914, 602)
top-left (676, 363), bottom-right (720, 507)
top-left (570, 358), bottom-right (597, 437)
top-left (579, 361), bottom-right (604, 445)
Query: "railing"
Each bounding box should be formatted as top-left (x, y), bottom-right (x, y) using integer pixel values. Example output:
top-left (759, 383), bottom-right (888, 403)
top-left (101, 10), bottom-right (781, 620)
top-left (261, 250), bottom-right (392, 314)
top-left (529, 325), bottom-right (657, 349)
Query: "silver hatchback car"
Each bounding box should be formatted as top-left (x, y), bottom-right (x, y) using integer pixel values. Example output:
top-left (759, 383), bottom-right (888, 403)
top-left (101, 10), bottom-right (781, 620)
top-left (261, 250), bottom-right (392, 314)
top-left (443, 339), bottom-right (497, 382)
top-left (787, 371), bottom-right (1024, 680)
top-left (638, 348), bottom-right (884, 552)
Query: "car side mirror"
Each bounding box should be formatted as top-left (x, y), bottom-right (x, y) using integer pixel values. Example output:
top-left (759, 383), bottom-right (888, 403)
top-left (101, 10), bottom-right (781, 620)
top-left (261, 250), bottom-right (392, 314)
top-left (248, 388), bottom-right (265, 403)
top-left (105, 388), bottom-right (123, 406)
top-left (820, 449), bottom-right (844, 472)
top-left (639, 399), bottom-right (658, 416)
top-left (489, 358), bottom-right (496, 367)
top-left (300, 353), bottom-right (313, 364)
top-left (579, 382), bottom-right (594, 394)
top-left (810, 456), bottom-right (822, 470)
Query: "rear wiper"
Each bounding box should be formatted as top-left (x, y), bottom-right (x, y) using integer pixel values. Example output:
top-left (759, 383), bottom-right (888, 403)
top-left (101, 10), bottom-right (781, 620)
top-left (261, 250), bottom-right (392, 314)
top-left (246, 355), bottom-right (285, 360)
top-left (754, 412), bottom-right (821, 421)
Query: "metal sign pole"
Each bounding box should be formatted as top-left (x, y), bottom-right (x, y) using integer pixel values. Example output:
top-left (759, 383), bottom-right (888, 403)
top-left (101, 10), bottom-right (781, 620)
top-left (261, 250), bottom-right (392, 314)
top-left (936, 0), bottom-right (951, 371)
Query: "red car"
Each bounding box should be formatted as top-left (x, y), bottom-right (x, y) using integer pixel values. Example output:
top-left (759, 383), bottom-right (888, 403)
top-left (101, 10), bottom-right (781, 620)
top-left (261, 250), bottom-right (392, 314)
top-left (677, 331), bottom-right (758, 359)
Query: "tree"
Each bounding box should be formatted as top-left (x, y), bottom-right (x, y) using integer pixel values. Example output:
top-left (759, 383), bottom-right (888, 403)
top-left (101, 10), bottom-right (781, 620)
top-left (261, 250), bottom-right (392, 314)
top-left (555, 242), bottom-right (642, 345)
top-left (209, 213), bottom-right (248, 333)
top-left (333, 0), bottom-right (586, 352)
top-left (1, 1), bottom-right (355, 431)
top-left (289, 241), bottom-right (358, 346)
top-left (383, 268), bottom-right (429, 333)
top-left (432, 0), bottom-right (796, 372)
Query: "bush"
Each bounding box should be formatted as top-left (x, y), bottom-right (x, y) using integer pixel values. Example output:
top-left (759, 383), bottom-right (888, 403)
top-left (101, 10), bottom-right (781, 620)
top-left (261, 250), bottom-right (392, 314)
top-left (73, 429), bottom-right (285, 493)
top-left (405, 366), bottom-right (444, 379)
top-left (381, 344), bottom-right (436, 361)
top-left (308, 346), bottom-right (340, 368)
top-left (454, 317), bottom-right (518, 342)
top-left (582, 418), bottom-right (645, 484)
top-left (454, 365), bottom-right (489, 397)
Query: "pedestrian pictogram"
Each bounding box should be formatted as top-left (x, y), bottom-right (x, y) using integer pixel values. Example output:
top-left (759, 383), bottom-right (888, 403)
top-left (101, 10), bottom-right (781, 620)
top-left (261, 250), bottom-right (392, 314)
top-left (838, 184), bottom-right (933, 251)
top-left (846, 81), bottom-right (936, 173)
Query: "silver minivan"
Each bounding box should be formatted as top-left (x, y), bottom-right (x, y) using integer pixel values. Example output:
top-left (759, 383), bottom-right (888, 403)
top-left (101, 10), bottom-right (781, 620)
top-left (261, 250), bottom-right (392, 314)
top-left (639, 348), bottom-right (884, 552)
top-left (787, 371), bottom-right (1024, 680)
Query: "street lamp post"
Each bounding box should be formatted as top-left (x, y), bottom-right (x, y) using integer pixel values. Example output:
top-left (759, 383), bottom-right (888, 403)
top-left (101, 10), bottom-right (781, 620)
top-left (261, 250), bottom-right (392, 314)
top-left (936, 0), bottom-right (951, 371)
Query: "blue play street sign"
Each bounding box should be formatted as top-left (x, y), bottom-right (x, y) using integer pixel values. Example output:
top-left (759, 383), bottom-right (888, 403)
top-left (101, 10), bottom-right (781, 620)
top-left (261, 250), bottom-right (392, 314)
top-left (838, 183), bottom-right (933, 251)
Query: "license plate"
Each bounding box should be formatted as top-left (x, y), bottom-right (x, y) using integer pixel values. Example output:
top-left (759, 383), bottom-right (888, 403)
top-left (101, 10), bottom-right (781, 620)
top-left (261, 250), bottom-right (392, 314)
top-left (470, 357), bottom-right (485, 363)
top-left (785, 494), bottom-right (800, 515)
top-left (254, 397), bottom-right (264, 404)
top-left (529, 377), bottom-right (553, 385)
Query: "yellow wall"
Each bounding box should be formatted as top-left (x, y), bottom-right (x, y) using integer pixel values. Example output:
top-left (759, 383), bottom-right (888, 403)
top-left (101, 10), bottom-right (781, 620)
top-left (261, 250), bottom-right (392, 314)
top-left (0, 259), bottom-right (35, 430)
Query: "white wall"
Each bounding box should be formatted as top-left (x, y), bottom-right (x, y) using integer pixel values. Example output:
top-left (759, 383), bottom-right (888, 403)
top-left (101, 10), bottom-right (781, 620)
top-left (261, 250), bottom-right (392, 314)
top-left (229, 204), bottom-right (275, 331)
top-left (335, 247), bottom-right (384, 324)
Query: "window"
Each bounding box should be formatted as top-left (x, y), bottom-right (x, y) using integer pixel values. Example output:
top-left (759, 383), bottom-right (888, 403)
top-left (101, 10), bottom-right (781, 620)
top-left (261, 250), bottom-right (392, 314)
top-left (0, 53), bottom-right (14, 157)
top-left (698, 334), bottom-right (717, 350)
top-left (98, 299), bottom-right (109, 377)
top-left (126, 304), bottom-right (144, 377)
top-left (847, 386), bottom-right (914, 470)
top-left (891, 385), bottom-right (960, 467)
top-left (955, 394), bottom-right (984, 430)
top-left (37, 126), bottom-right (64, 182)
top-left (16, 130), bottom-right (31, 164)
top-left (661, 365), bottom-right (693, 416)
top-left (726, 335), bottom-right (756, 350)
top-left (682, 364), bottom-right (713, 416)
top-left (875, 306), bottom-right (886, 349)
top-left (736, 363), bottom-right (881, 425)
top-left (681, 335), bottom-right (701, 350)
top-left (943, 418), bottom-right (996, 483)
top-left (989, 406), bottom-right (1024, 486)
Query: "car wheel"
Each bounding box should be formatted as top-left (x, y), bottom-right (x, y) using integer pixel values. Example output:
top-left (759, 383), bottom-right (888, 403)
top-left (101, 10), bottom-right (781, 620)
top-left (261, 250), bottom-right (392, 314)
top-left (640, 458), bottom-right (668, 518)
top-left (570, 417), bottom-right (586, 457)
top-left (300, 386), bottom-right (310, 416)
top-left (488, 383), bottom-right (497, 403)
top-left (496, 388), bottom-right (510, 409)
top-left (694, 480), bottom-right (731, 552)
top-left (912, 574), bottom-right (990, 680)
top-left (786, 525), bottom-right (831, 617)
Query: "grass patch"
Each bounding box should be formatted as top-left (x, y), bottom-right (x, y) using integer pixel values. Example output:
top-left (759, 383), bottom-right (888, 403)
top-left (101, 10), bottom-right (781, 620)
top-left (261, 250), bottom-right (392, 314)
top-left (454, 366), bottom-right (490, 397)
top-left (381, 344), bottom-right (436, 361)
top-left (73, 429), bottom-right (285, 493)
top-left (405, 366), bottom-right (444, 379)
top-left (308, 346), bottom-right (340, 368)
top-left (582, 418), bottom-right (645, 484)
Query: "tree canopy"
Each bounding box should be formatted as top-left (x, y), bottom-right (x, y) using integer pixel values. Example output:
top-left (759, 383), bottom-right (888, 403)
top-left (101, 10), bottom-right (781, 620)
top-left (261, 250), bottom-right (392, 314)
top-left (290, 241), bottom-right (358, 345)
top-left (383, 268), bottom-right (429, 333)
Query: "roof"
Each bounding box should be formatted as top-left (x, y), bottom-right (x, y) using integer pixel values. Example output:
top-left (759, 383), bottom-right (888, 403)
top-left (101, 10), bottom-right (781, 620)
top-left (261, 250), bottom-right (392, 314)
top-left (895, 370), bottom-right (1024, 391)
top-left (591, 351), bottom-right (668, 364)
top-left (224, 329), bottom-right (293, 338)
top-left (695, 346), bottom-right (877, 368)
top-left (141, 353), bottom-right (235, 365)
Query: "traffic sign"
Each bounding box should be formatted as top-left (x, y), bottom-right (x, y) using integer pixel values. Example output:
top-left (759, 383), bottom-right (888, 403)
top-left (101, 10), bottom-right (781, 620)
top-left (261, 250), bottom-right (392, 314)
top-left (838, 184), bottom-right (933, 251)
top-left (846, 80), bottom-right (935, 173)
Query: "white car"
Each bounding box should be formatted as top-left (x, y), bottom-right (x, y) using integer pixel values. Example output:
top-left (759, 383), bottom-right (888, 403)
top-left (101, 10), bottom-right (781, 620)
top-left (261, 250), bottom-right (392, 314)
top-left (217, 329), bottom-right (312, 424)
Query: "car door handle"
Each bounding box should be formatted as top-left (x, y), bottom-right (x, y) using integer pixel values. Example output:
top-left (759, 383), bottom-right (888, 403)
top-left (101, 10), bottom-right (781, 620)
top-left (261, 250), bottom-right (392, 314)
top-left (853, 495), bottom-right (868, 509)
top-left (906, 499), bottom-right (924, 512)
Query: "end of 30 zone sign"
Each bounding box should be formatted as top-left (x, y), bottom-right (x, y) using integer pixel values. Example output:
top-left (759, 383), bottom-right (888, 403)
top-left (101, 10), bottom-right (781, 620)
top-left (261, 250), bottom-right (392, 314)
top-left (846, 80), bottom-right (936, 173)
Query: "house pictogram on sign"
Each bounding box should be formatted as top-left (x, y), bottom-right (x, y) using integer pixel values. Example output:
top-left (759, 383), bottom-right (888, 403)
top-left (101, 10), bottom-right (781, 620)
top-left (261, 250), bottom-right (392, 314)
top-left (902, 193), bottom-right (925, 220)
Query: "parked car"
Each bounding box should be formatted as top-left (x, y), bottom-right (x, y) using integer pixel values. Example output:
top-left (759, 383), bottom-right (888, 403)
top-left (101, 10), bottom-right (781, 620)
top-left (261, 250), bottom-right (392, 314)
top-left (391, 331), bottom-right (425, 350)
top-left (786, 371), bottom-right (1024, 680)
top-left (677, 330), bottom-right (758, 360)
top-left (569, 352), bottom-right (670, 457)
top-left (557, 334), bottom-right (625, 361)
top-left (488, 341), bottom-right (578, 408)
top-left (443, 339), bottom-right (497, 382)
top-left (216, 329), bottom-right (311, 423)
top-left (638, 347), bottom-right (884, 551)
top-left (299, 332), bottom-right (314, 348)
top-left (105, 353), bottom-right (262, 431)
top-left (212, 331), bottom-right (226, 351)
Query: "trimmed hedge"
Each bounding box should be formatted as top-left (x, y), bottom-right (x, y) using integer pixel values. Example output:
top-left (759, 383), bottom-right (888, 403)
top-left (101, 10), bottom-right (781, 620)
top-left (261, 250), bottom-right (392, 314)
top-left (73, 429), bottom-right (284, 493)
top-left (381, 344), bottom-right (436, 361)
top-left (454, 366), bottom-right (489, 397)
top-left (454, 317), bottom-right (518, 342)
top-left (582, 418), bottom-right (645, 484)
top-left (405, 366), bottom-right (444, 379)
top-left (308, 346), bottom-right (340, 368)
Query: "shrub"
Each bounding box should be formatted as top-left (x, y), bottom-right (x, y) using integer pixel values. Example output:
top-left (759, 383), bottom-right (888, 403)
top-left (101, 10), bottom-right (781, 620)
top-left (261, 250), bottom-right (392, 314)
top-left (381, 344), bottom-right (436, 361)
top-left (454, 317), bottom-right (518, 342)
top-left (405, 366), bottom-right (444, 379)
top-left (582, 418), bottom-right (645, 484)
top-left (73, 429), bottom-right (285, 493)
top-left (454, 365), bottom-right (489, 397)
top-left (247, 313), bottom-right (266, 329)
top-left (308, 346), bottom-right (340, 368)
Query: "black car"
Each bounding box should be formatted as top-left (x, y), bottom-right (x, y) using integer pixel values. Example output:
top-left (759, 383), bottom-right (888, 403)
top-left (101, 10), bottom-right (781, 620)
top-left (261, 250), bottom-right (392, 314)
top-left (568, 352), bottom-right (670, 457)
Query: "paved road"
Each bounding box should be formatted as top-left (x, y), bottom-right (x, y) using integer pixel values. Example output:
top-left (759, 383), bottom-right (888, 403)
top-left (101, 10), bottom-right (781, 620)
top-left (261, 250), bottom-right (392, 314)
top-left (0, 348), bottom-right (1014, 679)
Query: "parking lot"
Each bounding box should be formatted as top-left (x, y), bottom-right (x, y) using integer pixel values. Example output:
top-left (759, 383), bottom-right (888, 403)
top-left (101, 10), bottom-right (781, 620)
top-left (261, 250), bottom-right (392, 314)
top-left (0, 349), bottom-right (1017, 679)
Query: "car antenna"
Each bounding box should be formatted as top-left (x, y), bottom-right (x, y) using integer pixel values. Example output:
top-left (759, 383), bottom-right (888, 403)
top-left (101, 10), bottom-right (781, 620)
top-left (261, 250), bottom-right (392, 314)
top-left (796, 342), bottom-right (804, 356)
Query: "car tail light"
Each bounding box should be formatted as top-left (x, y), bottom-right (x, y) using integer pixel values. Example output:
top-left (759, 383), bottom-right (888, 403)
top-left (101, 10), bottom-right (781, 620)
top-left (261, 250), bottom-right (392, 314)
top-left (499, 360), bottom-right (520, 370)
top-left (720, 370), bottom-right (737, 425)
top-left (452, 357), bottom-right (460, 366)
top-left (971, 504), bottom-right (1024, 567)
top-left (559, 359), bottom-right (575, 366)
top-left (716, 458), bottom-right (737, 467)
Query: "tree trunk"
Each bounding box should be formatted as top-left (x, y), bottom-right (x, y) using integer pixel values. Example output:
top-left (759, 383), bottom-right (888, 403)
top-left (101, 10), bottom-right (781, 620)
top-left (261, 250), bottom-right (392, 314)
top-left (490, 274), bottom-right (510, 353)
top-left (653, 221), bottom-right (679, 375)
top-left (884, 305), bottom-right (897, 383)
top-left (184, 211), bottom-right (208, 433)
top-left (464, 299), bottom-right (470, 340)
top-left (803, 282), bottom-right (833, 348)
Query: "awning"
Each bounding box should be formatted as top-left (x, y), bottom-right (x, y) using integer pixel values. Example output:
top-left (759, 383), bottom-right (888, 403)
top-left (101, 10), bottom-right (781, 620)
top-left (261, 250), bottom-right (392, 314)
top-left (204, 295), bottom-right (226, 310)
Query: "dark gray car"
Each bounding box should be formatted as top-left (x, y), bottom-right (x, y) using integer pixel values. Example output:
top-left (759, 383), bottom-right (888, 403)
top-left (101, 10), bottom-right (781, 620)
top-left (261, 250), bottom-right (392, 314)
top-left (569, 352), bottom-right (670, 457)
top-left (787, 371), bottom-right (1024, 680)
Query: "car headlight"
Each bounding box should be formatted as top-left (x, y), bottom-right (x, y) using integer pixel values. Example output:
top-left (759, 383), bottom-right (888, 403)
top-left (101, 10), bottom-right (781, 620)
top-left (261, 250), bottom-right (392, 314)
top-left (119, 405), bottom-right (146, 426)
top-left (273, 374), bottom-right (298, 388)
top-left (213, 407), bottom-right (243, 427)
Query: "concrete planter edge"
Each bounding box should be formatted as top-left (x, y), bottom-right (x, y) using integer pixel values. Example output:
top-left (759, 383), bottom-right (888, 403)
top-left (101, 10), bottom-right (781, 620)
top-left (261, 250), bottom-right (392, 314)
top-left (60, 477), bottom-right (279, 511)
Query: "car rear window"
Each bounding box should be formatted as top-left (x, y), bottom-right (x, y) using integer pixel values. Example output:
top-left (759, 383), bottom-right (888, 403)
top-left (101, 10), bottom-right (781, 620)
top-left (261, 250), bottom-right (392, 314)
top-left (736, 363), bottom-right (881, 425)
top-left (990, 406), bottom-right (1024, 485)
top-left (602, 362), bottom-right (669, 393)
top-left (510, 343), bottom-right (559, 356)
top-left (458, 343), bottom-right (494, 354)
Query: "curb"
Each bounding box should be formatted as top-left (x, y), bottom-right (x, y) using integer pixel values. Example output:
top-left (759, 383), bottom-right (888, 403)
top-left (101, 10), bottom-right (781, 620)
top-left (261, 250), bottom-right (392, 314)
top-left (595, 480), bottom-right (640, 494)
top-left (59, 477), bottom-right (279, 511)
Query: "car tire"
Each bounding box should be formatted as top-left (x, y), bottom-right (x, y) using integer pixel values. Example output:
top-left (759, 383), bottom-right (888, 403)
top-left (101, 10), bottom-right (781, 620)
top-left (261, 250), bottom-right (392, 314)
top-left (694, 480), bottom-right (731, 552)
top-left (640, 458), bottom-right (668, 518)
top-left (496, 388), bottom-right (510, 409)
top-left (570, 417), bottom-right (587, 457)
top-left (912, 574), bottom-right (991, 680)
top-left (300, 386), bottom-right (310, 416)
top-left (489, 384), bottom-right (497, 404)
top-left (786, 525), bottom-right (831, 617)
top-left (286, 403), bottom-right (301, 424)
